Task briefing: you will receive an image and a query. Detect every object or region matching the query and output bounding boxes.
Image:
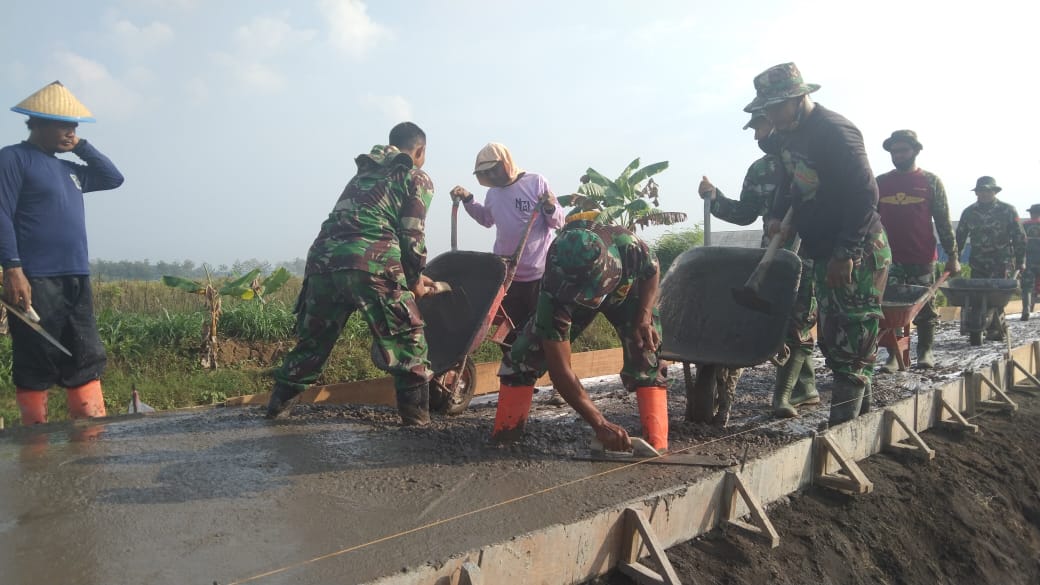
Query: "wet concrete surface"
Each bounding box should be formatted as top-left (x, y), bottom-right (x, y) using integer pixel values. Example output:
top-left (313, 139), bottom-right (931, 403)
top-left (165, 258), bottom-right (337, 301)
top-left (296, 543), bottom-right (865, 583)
top-left (1, 317), bottom-right (1037, 585)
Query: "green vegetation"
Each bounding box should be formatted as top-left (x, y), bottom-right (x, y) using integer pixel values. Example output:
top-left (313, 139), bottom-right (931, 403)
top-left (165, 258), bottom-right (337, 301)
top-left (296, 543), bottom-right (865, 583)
top-left (0, 277), bottom-right (620, 425)
top-left (652, 227), bottom-right (705, 276)
top-left (558, 158), bottom-right (687, 230)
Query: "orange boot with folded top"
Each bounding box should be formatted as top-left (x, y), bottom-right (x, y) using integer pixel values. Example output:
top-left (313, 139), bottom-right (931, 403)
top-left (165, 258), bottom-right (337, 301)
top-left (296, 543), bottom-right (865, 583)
top-left (66, 379), bottom-right (107, 419)
top-left (16, 389), bottom-right (48, 425)
top-left (491, 384), bottom-right (535, 443)
top-left (636, 386), bottom-right (669, 452)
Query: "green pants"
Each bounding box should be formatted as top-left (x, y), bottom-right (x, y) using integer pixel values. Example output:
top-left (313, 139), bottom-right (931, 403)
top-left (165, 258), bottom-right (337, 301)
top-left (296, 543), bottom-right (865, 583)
top-left (815, 232), bottom-right (891, 386)
top-left (274, 270), bottom-right (432, 393)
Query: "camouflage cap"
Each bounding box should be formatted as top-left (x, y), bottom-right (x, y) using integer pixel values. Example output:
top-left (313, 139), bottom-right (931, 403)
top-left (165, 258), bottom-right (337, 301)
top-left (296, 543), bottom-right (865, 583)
top-left (742, 109), bottom-right (768, 130)
top-left (1028, 203), bottom-right (1040, 214)
top-left (542, 228), bottom-right (621, 308)
top-left (743, 62), bottom-right (820, 113)
top-left (882, 129), bottom-right (923, 152)
top-left (971, 176), bottom-right (1002, 193)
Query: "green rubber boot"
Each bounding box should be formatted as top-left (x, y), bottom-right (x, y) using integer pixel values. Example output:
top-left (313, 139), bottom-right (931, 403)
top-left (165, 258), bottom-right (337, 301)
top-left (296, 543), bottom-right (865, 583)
top-left (828, 377), bottom-right (865, 427)
top-left (772, 353), bottom-right (803, 418)
top-left (789, 354), bottom-right (820, 407)
top-left (396, 382), bottom-right (431, 426)
top-left (879, 350), bottom-right (899, 374)
top-left (916, 323), bottom-right (936, 369)
top-left (858, 379), bottom-right (873, 415)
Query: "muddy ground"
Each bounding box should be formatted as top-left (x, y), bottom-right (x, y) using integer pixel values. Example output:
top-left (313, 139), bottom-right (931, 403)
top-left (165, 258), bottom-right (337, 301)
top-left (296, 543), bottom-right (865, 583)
top-left (0, 317), bottom-right (1037, 585)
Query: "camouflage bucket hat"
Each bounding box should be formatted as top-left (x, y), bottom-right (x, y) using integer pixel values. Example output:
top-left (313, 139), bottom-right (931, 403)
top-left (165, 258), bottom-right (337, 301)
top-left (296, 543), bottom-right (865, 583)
top-left (743, 62), bottom-right (820, 112)
top-left (882, 129), bottom-right (923, 152)
top-left (542, 228), bottom-right (621, 308)
top-left (971, 176), bottom-right (1002, 193)
top-left (742, 109), bottom-right (768, 130)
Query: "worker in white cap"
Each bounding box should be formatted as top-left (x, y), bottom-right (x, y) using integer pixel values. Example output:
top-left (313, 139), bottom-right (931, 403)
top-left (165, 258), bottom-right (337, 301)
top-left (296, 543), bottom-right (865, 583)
top-left (1, 81), bottom-right (124, 425)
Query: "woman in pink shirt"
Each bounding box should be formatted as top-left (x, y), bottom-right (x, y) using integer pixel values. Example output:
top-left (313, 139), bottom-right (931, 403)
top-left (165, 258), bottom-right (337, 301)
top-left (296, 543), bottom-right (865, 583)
top-left (450, 143), bottom-right (565, 349)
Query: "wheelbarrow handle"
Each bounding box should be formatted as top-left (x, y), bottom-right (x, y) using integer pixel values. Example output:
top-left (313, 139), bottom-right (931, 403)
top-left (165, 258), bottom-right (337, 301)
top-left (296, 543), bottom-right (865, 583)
top-left (451, 199), bottom-right (460, 251)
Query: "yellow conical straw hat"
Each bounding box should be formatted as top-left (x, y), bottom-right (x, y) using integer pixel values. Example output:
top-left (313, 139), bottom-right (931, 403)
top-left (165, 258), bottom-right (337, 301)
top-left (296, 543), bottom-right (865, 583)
top-left (11, 81), bottom-right (95, 123)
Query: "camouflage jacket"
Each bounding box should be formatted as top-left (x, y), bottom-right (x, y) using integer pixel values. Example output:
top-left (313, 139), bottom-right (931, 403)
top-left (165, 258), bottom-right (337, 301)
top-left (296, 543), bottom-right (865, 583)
top-left (711, 154), bottom-right (784, 246)
top-left (305, 145), bottom-right (434, 288)
top-left (955, 199), bottom-right (1025, 269)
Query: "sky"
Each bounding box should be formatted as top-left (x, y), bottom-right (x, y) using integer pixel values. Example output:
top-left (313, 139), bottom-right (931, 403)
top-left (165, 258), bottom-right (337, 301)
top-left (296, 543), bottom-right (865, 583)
top-left (1, 0), bottom-right (1037, 268)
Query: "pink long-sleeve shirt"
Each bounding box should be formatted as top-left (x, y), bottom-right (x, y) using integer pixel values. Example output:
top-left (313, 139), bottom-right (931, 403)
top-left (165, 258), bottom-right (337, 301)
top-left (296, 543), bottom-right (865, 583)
top-left (463, 172), bottom-right (565, 282)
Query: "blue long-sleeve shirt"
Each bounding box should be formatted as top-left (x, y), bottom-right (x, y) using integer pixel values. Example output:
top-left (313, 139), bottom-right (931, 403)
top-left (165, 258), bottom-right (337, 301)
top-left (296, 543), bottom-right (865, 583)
top-left (0, 139), bottom-right (124, 276)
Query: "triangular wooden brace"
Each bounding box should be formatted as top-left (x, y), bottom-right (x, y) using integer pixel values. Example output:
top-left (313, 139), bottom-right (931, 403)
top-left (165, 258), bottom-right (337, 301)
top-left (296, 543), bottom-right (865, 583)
top-left (619, 508), bottom-right (683, 585)
top-left (883, 409), bottom-right (935, 460)
top-left (1010, 358), bottom-right (1040, 394)
top-left (454, 561), bottom-right (483, 585)
top-left (937, 395), bottom-right (979, 433)
top-left (977, 373), bottom-right (1018, 411)
top-left (722, 471), bottom-right (780, 548)
top-left (814, 434), bottom-right (874, 494)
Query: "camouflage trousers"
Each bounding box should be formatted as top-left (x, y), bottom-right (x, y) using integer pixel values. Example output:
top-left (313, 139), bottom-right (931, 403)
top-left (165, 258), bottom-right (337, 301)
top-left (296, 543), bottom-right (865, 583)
top-left (888, 262), bottom-right (938, 327)
top-left (499, 296), bottom-right (667, 391)
top-left (1022, 265), bottom-right (1040, 313)
top-left (274, 270), bottom-right (432, 393)
top-left (815, 232), bottom-right (891, 386)
top-left (971, 263), bottom-right (1013, 337)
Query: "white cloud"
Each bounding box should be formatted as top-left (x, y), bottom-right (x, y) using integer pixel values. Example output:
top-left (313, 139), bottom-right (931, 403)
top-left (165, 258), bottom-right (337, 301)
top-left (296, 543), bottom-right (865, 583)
top-left (213, 52), bottom-right (286, 93)
top-left (234, 14), bottom-right (317, 56)
top-left (51, 51), bottom-right (145, 119)
top-left (319, 0), bottom-right (393, 59)
top-left (360, 93), bottom-right (413, 122)
top-left (110, 18), bottom-right (175, 54)
top-left (184, 77), bottom-right (209, 105)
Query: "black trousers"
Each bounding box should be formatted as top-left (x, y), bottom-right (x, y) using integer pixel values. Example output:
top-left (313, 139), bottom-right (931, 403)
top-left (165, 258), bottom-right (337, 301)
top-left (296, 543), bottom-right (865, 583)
top-left (10, 275), bottom-right (107, 390)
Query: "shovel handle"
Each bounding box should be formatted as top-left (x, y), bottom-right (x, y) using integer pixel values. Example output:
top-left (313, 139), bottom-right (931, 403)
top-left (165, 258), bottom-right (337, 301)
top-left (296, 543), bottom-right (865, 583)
top-left (743, 207), bottom-right (794, 290)
top-left (451, 199), bottom-right (459, 251)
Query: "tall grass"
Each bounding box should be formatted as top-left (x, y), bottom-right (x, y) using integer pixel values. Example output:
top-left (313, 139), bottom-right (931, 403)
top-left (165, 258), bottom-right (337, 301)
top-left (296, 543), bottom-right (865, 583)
top-left (0, 278), bottom-right (620, 425)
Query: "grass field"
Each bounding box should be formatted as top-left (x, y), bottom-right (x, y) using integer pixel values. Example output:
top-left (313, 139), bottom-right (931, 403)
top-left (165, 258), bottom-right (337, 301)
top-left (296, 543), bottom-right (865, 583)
top-left (0, 277), bottom-right (620, 425)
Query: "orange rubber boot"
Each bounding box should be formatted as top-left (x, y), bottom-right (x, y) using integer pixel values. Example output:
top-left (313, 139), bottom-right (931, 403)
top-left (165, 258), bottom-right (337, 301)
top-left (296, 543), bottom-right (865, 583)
top-left (491, 384), bottom-right (534, 443)
top-left (66, 380), bottom-right (107, 419)
top-left (16, 389), bottom-right (48, 425)
top-left (636, 386), bottom-right (669, 452)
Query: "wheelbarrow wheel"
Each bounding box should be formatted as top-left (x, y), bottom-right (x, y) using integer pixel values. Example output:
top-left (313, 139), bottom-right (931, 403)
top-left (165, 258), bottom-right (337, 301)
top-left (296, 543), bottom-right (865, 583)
top-left (429, 356), bottom-right (478, 416)
top-left (969, 330), bottom-right (983, 346)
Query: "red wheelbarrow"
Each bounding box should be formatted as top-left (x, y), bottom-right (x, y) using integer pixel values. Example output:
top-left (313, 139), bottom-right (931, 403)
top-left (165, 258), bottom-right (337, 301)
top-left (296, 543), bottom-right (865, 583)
top-left (878, 272), bottom-right (949, 371)
top-left (415, 198), bottom-right (542, 414)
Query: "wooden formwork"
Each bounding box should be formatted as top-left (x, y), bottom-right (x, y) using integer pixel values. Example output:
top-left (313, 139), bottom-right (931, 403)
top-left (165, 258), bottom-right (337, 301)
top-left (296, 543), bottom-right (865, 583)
top-left (364, 343), bottom-right (1036, 585)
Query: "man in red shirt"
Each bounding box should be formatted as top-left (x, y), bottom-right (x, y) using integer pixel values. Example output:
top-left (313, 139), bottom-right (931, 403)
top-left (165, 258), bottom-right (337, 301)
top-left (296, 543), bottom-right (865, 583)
top-left (876, 130), bottom-right (959, 371)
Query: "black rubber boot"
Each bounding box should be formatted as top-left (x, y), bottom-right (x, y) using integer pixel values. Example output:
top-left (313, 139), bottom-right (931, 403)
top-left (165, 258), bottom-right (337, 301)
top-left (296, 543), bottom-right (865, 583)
top-left (771, 353), bottom-right (803, 418)
top-left (858, 379), bottom-right (873, 416)
top-left (1022, 290), bottom-right (1031, 321)
top-left (828, 378), bottom-right (865, 427)
top-left (396, 382), bottom-right (431, 426)
top-left (266, 383), bottom-right (303, 419)
top-left (790, 356), bottom-right (820, 407)
top-left (916, 323), bottom-right (936, 369)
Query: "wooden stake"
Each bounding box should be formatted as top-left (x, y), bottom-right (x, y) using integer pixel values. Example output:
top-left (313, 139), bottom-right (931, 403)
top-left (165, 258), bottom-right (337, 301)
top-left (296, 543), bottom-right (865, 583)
top-left (722, 471), bottom-right (780, 548)
top-left (619, 508), bottom-right (683, 585)
top-left (1010, 359), bottom-right (1040, 394)
top-left (814, 434), bottom-right (873, 494)
top-left (936, 395), bottom-right (979, 433)
top-left (977, 373), bottom-right (1018, 411)
top-left (882, 409), bottom-right (935, 460)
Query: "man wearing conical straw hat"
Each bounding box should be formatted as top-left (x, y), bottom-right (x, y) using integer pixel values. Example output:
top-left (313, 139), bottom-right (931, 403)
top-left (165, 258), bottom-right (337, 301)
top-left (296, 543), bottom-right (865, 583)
top-left (1, 81), bottom-right (124, 426)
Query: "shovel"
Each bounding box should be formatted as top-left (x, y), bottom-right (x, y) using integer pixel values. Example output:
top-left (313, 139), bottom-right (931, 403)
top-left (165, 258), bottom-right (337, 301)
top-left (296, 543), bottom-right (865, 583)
top-left (0, 298), bottom-right (72, 356)
top-left (732, 207), bottom-right (795, 314)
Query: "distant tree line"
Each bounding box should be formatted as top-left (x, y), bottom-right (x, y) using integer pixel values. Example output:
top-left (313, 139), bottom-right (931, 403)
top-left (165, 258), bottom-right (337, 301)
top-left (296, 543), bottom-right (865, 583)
top-left (91, 258), bottom-right (306, 281)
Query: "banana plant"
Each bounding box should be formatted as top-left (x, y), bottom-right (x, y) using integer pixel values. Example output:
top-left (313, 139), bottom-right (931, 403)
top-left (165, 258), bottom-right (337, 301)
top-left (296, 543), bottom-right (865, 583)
top-left (161, 266), bottom-right (291, 368)
top-left (557, 158), bottom-right (687, 230)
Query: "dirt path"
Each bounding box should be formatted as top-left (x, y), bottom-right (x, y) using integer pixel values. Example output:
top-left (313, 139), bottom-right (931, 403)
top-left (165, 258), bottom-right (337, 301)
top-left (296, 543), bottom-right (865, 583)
top-left (592, 389), bottom-right (1040, 585)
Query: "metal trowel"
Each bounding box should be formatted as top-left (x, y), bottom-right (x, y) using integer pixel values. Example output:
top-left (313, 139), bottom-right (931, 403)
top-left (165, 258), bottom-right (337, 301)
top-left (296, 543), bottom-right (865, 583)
top-left (574, 436), bottom-right (736, 467)
top-left (0, 298), bottom-right (72, 356)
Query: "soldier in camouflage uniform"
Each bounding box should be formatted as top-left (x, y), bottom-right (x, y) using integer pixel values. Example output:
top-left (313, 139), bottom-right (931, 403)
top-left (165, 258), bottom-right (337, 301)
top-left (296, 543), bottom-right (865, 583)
top-left (698, 110), bottom-right (818, 424)
top-left (267, 122), bottom-right (438, 425)
top-left (746, 62), bottom-right (891, 427)
top-left (492, 220), bottom-right (669, 452)
top-left (1021, 204), bottom-right (1040, 320)
top-left (876, 130), bottom-right (959, 371)
top-left (955, 176), bottom-right (1027, 339)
